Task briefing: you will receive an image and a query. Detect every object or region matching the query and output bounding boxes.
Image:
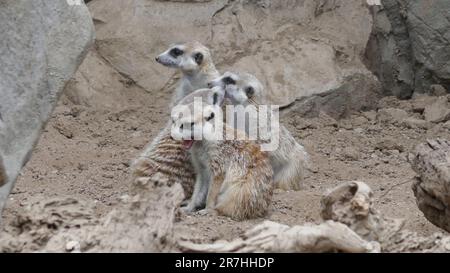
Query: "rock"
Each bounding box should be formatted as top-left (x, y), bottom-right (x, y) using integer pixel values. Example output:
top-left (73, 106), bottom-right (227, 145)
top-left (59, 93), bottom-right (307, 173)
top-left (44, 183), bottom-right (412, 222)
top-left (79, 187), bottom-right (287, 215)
top-left (375, 138), bottom-right (405, 152)
top-left (354, 128), bottom-right (365, 134)
top-left (411, 95), bottom-right (438, 114)
top-left (376, 108), bottom-right (408, 124)
top-left (362, 110), bottom-right (377, 121)
top-left (401, 118), bottom-right (431, 130)
top-left (366, 0), bottom-right (450, 98)
top-left (443, 121), bottom-right (450, 130)
top-left (423, 97), bottom-right (450, 123)
top-left (66, 241), bottom-right (81, 252)
top-left (352, 116), bottom-right (369, 127)
top-left (411, 139), bottom-right (450, 233)
top-left (0, 0), bottom-right (94, 213)
top-left (341, 147), bottom-right (360, 161)
top-left (287, 73), bottom-right (382, 119)
top-left (63, 50), bottom-right (130, 108)
top-left (430, 85), bottom-right (448, 97)
top-left (74, 0), bottom-right (377, 107)
top-left (0, 156), bottom-right (6, 187)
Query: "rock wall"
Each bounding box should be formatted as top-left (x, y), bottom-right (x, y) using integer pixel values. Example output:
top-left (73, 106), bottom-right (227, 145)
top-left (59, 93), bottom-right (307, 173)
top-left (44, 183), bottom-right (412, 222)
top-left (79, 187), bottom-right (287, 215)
top-left (0, 0), bottom-right (94, 214)
top-left (366, 0), bottom-right (450, 99)
top-left (66, 0), bottom-right (379, 108)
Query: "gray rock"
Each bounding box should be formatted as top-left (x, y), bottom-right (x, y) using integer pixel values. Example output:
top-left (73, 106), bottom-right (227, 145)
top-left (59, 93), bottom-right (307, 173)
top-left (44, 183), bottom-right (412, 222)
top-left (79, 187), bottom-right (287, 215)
top-left (341, 147), bottom-right (361, 161)
top-left (411, 139), bottom-right (450, 232)
top-left (376, 108), bottom-right (408, 124)
top-left (401, 118), bottom-right (431, 130)
top-left (443, 121), bottom-right (450, 130)
top-left (0, 0), bottom-right (94, 214)
top-left (71, 0), bottom-right (376, 107)
top-left (423, 97), bottom-right (450, 123)
top-left (287, 73), bottom-right (382, 120)
top-left (0, 156), bottom-right (5, 187)
top-left (375, 138), bottom-right (405, 152)
top-left (430, 85), bottom-right (448, 97)
top-left (411, 95), bottom-right (438, 114)
top-left (366, 0), bottom-right (450, 98)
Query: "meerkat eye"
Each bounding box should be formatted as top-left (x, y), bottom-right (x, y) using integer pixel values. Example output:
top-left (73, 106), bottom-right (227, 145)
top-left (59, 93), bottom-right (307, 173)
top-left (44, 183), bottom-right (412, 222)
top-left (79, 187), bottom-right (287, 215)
top-left (193, 52), bottom-right (203, 65)
top-left (206, 112), bottom-right (215, 121)
top-left (180, 124), bottom-right (184, 130)
top-left (245, 86), bottom-right (255, 97)
top-left (223, 77), bottom-right (236, 85)
top-left (170, 48), bottom-right (184, 57)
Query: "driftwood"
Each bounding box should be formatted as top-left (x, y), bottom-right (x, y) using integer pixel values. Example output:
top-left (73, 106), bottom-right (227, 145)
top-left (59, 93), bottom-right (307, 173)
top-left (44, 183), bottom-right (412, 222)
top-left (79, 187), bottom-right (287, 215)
top-left (179, 220), bottom-right (380, 253)
top-left (180, 181), bottom-right (450, 253)
top-left (0, 181), bottom-right (184, 252)
top-left (411, 139), bottom-right (450, 233)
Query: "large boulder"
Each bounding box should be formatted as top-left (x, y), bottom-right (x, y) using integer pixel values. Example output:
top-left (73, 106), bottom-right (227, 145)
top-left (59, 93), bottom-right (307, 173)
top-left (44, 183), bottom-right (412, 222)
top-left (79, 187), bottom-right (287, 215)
top-left (0, 0), bottom-right (94, 214)
top-left (66, 0), bottom-right (378, 107)
top-left (411, 139), bottom-right (450, 233)
top-left (366, 0), bottom-right (450, 99)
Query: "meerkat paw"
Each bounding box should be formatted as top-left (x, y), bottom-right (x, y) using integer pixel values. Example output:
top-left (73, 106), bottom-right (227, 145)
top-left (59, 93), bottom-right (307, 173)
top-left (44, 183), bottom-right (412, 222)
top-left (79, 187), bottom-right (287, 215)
top-left (181, 201), bottom-right (206, 214)
top-left (196, 208), bottom-right (218, 217)
top-left (180, 202), bottom-right (196, 214)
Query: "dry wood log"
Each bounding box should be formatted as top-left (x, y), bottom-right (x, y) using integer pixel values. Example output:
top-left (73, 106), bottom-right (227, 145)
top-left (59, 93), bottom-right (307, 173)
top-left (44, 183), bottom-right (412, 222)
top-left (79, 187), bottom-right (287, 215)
top-left (180, 180), bottom-right (450, 253)
top-left (179, 220), bottom-right (380, 253)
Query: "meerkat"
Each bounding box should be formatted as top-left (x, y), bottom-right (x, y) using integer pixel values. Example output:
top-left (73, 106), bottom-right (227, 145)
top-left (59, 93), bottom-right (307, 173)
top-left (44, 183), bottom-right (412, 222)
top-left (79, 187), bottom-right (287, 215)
top-left (156, 41), bottom-right (220, 107)
top-left (208, 71), bottom-right (309, 191)
top-left (132, 42), bottom-right (218, 198)
top-left (171, 88), bottom-right (274, 220)
top-left (131, 123), bottom-right (196, 200)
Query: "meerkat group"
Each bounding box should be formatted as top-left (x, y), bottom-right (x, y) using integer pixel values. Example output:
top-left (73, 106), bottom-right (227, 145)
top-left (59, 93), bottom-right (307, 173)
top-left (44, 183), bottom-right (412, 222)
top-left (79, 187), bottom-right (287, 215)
top-left (132, 41), bottom-right (309, 220)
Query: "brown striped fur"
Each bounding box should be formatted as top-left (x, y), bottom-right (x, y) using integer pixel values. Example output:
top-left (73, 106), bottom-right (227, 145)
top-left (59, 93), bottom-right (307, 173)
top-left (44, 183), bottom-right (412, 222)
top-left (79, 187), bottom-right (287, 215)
top-left (173, 89), bottom-right (274, 220)
top-left (131, 123), bottom-right (195, 199)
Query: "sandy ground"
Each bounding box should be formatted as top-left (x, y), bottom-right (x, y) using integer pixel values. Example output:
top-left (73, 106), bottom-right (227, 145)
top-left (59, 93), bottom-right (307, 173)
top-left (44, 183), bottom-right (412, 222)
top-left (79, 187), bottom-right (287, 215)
top-left (1, 83), bottom-right (448, 250)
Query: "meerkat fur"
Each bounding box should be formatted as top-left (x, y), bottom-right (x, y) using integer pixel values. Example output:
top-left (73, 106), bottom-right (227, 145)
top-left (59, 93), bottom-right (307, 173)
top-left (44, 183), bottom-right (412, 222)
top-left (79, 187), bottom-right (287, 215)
top-left (156, 41), bottom-right (219, 107)
top-left (131, 123), bottom-right (196, 199)
top-left (209, 71), bottom-right (309, 191)
top-left (171, 88), bottom-right (274, 220)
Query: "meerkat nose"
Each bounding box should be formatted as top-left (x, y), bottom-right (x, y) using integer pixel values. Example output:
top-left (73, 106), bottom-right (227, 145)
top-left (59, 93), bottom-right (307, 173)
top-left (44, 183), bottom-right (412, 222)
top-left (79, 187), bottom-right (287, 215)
top-left (155, 56), bottom-right (160, 62)
top-left (207, 82), bottom-right (213, 88)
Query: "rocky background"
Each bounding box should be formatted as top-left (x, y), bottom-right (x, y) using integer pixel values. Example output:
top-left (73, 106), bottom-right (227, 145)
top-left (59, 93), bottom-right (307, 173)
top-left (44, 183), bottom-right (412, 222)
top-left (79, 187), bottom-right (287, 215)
top-left (0, 0), bottom-right (449, 252)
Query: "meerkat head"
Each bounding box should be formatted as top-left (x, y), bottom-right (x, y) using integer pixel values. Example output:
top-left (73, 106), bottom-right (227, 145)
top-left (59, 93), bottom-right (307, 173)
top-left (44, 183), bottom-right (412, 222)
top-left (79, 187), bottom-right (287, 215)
top-left (155, 41), bottom-right (214, 75)
top-left (208, 71), bottom-right (266, 106)
top-left (171, 87), bottom-right (225, 149)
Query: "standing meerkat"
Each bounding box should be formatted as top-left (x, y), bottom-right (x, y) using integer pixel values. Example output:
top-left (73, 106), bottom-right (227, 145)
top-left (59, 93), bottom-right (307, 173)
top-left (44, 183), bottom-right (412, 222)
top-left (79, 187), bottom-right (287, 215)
top-left (171, 88), bottom-right (274, 220)
top-left (156, 41), bottom-right (220, 106)
top-left (209, 71), bottom-right (309, 191)
top-left (132, 42), bottom-right (218, 198)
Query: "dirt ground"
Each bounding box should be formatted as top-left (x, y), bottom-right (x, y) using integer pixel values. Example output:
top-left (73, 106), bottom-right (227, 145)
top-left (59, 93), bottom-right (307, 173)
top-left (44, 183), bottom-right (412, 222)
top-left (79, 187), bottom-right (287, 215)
top-left (1, 82), bottom-right (449, 251)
